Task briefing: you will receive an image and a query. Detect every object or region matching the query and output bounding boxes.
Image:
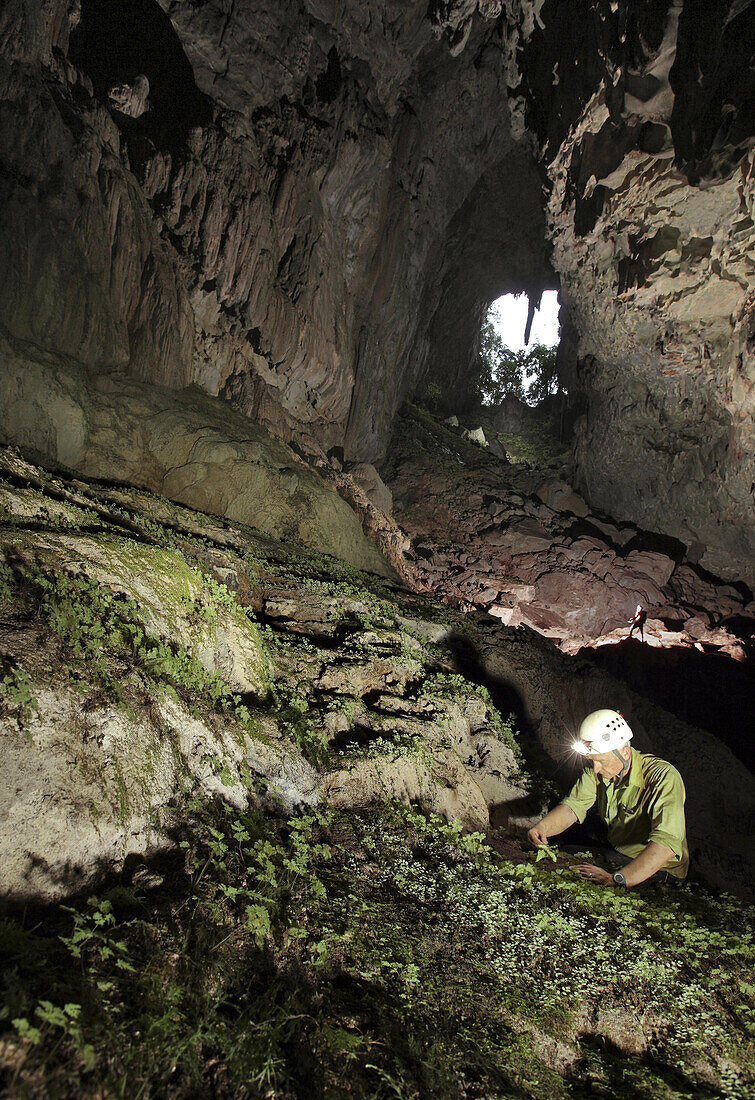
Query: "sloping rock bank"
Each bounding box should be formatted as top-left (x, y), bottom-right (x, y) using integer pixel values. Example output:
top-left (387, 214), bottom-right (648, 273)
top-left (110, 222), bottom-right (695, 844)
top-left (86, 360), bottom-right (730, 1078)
top-left (1, 445), bottom-right (752, 906)
top-left (0, 332), bottom-right (392, 579)
top-left (385, 406), bottom-right (754, 658)
top-left (0, 446), bottom-right (525, 901)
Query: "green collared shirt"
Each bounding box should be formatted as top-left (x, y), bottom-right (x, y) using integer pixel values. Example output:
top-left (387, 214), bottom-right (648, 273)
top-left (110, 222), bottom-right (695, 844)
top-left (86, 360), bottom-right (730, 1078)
top-left (560, 748), bottom-right (689, 879)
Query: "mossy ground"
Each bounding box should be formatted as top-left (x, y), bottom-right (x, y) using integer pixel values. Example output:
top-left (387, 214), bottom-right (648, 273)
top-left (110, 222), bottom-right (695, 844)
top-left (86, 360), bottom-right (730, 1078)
top-left (1, 799), bottom-right (753, 1098)
top-left (0, 445), bottom-right (529, 801)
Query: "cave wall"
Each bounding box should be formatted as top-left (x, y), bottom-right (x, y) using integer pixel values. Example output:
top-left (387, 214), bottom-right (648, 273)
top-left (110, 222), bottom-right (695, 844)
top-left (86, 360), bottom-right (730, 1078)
top-left (519, 0), bottom-right (755, 582)
top-left (0, 0), bottom-right (753, 579)
top-left (0, 0), bottom-right (553, 466)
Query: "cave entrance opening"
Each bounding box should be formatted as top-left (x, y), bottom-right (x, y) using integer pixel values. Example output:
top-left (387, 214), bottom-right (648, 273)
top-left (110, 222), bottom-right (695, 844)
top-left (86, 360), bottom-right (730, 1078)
top-left (492, 292), bottom-right (560, 355)
top-left (479, 291), bottom-right (561, 408)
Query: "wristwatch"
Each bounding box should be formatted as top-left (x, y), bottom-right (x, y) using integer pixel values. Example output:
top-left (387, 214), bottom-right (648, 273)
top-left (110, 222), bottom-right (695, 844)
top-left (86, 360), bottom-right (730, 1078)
top-left (612, 871), bottom-right (628, 888)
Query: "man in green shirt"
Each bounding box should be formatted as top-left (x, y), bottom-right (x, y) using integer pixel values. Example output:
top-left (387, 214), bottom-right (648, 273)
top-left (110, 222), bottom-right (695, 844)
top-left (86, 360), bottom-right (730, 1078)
top-left (528, 709), bottom-right (689, 888)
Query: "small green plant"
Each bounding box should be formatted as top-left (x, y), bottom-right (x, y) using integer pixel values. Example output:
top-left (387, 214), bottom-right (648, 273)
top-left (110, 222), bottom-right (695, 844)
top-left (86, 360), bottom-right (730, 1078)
top-left (0, 559), bottom-right (16, 602)
top-left (0, 664), bottom-right (38, 729)
top-left (243, 550), bottom-right (263, 583)
top-left (271, 681), bottom-right (330, 767)
top-left (422, 381), bottom-right (443, 413)
top-left (2, 798), bottom-right (754, 1098)
top-left (421, 672), bottom-right (526, 769)
top-left (534, 843), bottom-right (558, 863)
top-left (13, 1003), bottom-right (96, 1072)
top-left (11, 561), bottom-right (259, 740)
top-left (335, 730), bottom-right (425, 763)
top-left (324, 694), bottom-right (359, 720)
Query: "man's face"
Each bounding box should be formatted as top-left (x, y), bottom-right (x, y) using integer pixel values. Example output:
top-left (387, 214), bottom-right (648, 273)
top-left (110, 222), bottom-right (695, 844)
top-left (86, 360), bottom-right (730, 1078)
top-left (589, 748), bottom-right (629, 780)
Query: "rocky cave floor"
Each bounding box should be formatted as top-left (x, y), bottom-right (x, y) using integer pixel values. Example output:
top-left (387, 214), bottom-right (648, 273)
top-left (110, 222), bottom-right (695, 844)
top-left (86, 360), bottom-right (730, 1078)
top-left (380, 403), bottom-right (754, 773)
top-left (0, 441), bottom-right (754, 1097)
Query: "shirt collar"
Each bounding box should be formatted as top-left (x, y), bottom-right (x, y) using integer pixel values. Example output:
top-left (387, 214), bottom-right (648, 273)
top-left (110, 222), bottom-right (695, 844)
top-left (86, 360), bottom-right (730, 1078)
top-left (622, 747), bottom-right (643, 789)
top-left (593, 748), bottom-right (642, 790)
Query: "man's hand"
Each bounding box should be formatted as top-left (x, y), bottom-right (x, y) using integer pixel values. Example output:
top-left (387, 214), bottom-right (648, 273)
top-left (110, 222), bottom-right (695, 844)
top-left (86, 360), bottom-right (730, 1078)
top-left (527, 823), bottom-right (550, 848)
top-left (573, 862), bottom-right (614, 886)
top-left (527, 805), bottom-right (577, 849)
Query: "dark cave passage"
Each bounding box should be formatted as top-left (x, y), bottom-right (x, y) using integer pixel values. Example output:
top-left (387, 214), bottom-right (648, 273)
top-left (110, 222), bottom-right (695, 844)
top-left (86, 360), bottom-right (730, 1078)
top-left (69, 0), bottom-right (212, 150)
top-left (580, 638), bottom-right (755, 774)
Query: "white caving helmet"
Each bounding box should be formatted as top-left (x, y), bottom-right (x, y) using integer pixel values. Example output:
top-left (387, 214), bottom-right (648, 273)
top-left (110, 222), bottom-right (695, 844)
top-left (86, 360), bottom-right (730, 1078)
top-left (574, 709), bottom-right (633, 756)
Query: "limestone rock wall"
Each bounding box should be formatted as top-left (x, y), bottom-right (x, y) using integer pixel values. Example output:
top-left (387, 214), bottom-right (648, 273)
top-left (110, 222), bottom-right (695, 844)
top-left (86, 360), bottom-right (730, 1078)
top-left (0, 0), bottom-right (197, 384)
top-left (0, 0), bottom-right (753, 579)
top-left (519, 0), bottom-right (755, 579)
top-left (0, 331), bottom-right (393, 576)
top-left (0, 0), bottom-right (552, 467)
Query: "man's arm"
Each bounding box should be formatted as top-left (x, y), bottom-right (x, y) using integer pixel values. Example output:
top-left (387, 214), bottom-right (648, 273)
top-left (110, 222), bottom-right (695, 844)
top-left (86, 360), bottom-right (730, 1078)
top-left (528, 804), bottom-right (577, 847)
top-left (575, 841), bottom-right (674, 887)
top-left (620, 841), bottom-right (675, 886)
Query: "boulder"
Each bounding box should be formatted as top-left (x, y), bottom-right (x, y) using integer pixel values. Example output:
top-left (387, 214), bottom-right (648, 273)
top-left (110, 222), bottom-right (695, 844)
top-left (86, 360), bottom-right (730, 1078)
top-left (492, 395), bottom-right (531, 435)
top-left (624, 550), bottom-right (675, 588)
top-left (487, 517), bottom-right (553, 554)
top-left (535, 477), bottom-right (590, 517)
top-left (347, 462), bottom-right (393, 515)
top-left (462, 427), bottom-right (488, 446)
top-left (10, 531), bottom-right (270, 698)
top-left (384, 409), bottom-right (752, 653)
top-left (0, 338), bottom-right (393, 578)
top-left (108, 74), bottom-right (150, 118)
top-left (488, 605), bottom-right (516, 624)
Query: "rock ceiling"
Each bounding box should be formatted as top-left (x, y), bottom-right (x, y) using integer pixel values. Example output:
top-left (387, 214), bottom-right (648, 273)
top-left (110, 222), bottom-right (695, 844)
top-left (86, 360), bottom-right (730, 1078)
top-left (0, 0), bottom-right (753, 579)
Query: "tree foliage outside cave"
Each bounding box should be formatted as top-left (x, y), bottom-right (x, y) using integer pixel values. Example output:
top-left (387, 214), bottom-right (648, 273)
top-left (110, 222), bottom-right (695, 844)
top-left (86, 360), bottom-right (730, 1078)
top-left (476, 314), bottom-right (560, 407)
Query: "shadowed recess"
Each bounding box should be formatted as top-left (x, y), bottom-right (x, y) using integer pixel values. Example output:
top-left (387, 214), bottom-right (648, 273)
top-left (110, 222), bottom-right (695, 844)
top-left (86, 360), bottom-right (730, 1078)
top-left (69, 0), bottom-right (212, 149)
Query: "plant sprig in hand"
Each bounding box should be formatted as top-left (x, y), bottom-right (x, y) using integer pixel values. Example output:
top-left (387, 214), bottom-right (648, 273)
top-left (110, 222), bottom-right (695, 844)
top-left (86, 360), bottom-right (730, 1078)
top-left (534, 844), bottom-right (557, 863)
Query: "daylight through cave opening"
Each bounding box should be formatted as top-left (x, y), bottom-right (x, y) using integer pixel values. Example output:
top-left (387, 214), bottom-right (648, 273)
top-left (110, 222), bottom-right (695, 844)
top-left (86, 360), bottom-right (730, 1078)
top-left (480, 290), bottom-right (563, 408)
